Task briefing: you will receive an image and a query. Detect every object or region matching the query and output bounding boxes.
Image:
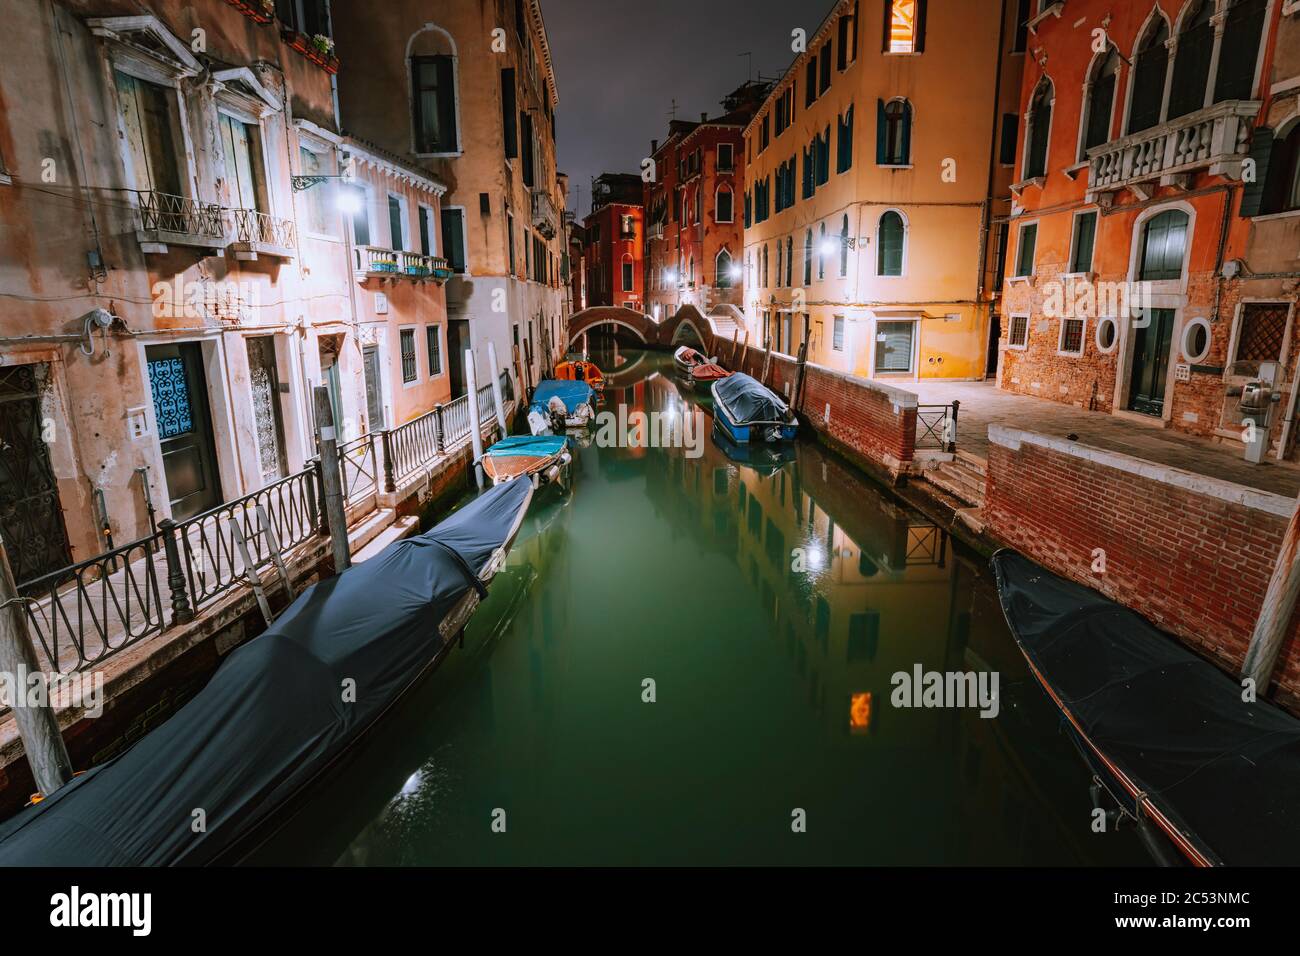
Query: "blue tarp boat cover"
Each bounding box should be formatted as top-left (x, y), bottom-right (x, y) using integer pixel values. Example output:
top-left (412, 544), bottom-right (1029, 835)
top-left (530, 380), bottom-right (594, 414)
top-left (0, 479), bottom-right (533, 866)
top-left (993, 549), bottom-right (1300, 866)
top-left (485, 435), bottom-right (568, 458)
top-left (714, 372), bottom-right (789, 425)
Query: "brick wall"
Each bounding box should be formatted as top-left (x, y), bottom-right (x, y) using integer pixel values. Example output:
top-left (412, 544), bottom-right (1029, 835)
top-left (984, 425), bottom-right (1300, 707)
top-left (715, 334), bottom-right (918, 482)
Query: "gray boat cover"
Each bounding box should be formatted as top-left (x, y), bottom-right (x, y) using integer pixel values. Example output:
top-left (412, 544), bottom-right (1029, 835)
top-left (714, 372), bottom-right (789, 425)
top-left (0, 478), bottom-right (532, 866)
top-left (993, 549), bottom-right (1300, 866)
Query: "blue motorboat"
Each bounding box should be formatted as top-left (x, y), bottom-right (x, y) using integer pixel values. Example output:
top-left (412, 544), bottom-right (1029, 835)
top-left (481, 434), bottom-right (572, 485)
top-left (711, 372), bottom-right (797, 444)
top-left (527, 379), bottom-right (597, 434)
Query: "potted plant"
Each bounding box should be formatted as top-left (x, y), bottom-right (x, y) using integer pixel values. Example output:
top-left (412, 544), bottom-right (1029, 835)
top-left (310, 34), bottom-right (334, 58)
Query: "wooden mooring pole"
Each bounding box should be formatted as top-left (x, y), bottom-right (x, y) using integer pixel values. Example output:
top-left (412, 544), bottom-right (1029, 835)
top-left (313, 385), bottom-right (352, 574)
top-left (0, 534), bottom-right (73, 797)
top-left (1242, 491), bottom-right (1300, 691)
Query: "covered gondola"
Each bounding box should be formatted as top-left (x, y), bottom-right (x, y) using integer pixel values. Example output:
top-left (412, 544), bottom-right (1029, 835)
top-left (689, 362), bottom-right (731, 392)
top-left (0, 479), bottom-right (535, 866)
top-left (992, 549), bottom-right (1300, 867)
top-left (527, 379), bottom-right (596, 434)
top-left (711, 372), bottom-right (797, 444)
top-left (481, 434), bottom-right (572, 486)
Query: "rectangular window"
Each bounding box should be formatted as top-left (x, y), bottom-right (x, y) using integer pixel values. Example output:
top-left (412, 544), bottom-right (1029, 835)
top-left (819, 40), bottom-right (833, 92)
top-left (501, 69), bottom-right (517, 159)
top-left (836, 106), bottom-right (854, 173)
top-left (1059, 317), bottom-right (1085, 356)
top-left (760, 114), bottom-right (770, 152)
top-left (426, 325), bottom-right (442, 376)
top-left (1014, 222), bottom-right (1037, 277)
top-left (399, 328), bottom-right (417, 384)
top-left (419, 205), bottom-right (434, 255)
top-left (344, 185), bottom-right (369, 246)
top-left (388, 195), bottom-right (405, 250)
top-left (622, 260), bottom-right (633, 291)
top-left (885, 0), bottom-right (923, 54)
top-left (299, 146), bottom-right (331, 235)
top-left (999, 113), bottom-right (1018, 165)
top-left (716, 188), bottom-right (733, 222)
top-left (507, 213), bottom-right (516, 274)
top-left (114, 71), bottom-right (184, 197)
top-left (1013, 0), bottom-right (1030, 53)
top-left (520, 111), bottom-right (535, 186)
top-left (219, 112), bottom-right (266, 212)
top-left (874, 320), bottom-right (915, 373)
top-left (805, 59), bottom-right (818, 106)
top-left (833, 315), bottom-right (845, 351)
top-left (1234, 302), bottom-right (1290, 363)
top-left (1069, 211), bottom-right (1097, 273)
top-left (412, 55), bottom-right (458, 153)
top-left (441, 208), bottom-right (466, 272)
top-left (717, 143), bottom-right (734, 172)
top-left (1008, 314), bottom-right (1029, 348)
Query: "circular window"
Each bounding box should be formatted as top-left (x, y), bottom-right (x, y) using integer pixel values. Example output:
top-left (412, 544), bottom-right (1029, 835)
top-left (1181, 317), bottom-right (1211, 363)
top-left (1095, 317), bottom-right (1118, 353)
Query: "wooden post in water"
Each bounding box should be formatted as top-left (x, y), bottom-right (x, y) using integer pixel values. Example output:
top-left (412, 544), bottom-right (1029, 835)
top-left (740, 329), bottom-right (750, 373)
top-left (0, 534), bottom-right (73, 797)
top-left (791, 328), bottom-right (810, 416)
top-left (465, 349), bottom-right (484, 489)
top-left (730, 329), bottom-right (739, 366)
top-left (487, 341), bottom-right (508, 437)
top-left (313, 386), bottom-right (351, 574)
top-left (1242, 491), bottom-right (1300, 691)
top-left (760, 343), bottom-right (772, 386)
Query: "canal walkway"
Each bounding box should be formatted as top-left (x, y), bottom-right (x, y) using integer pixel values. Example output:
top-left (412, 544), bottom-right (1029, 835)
top-left (912, 379), bottom-right (1300, 499)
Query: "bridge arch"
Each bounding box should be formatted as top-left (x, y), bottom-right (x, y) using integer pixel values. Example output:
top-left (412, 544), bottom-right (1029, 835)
top-left (567, 306), bottom-right (655, 347)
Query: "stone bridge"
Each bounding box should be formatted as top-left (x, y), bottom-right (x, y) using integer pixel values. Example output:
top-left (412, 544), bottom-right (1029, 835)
top-left (566, 305), bottom-right (729, 353)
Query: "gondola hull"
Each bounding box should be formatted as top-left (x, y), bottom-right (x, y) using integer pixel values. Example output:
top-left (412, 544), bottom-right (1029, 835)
top-left (481, 434), bottom-right (571, 485)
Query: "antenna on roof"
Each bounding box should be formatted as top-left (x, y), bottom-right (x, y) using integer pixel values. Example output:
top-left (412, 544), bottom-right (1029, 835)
top-left (668, 97), bottom-right (678, 121)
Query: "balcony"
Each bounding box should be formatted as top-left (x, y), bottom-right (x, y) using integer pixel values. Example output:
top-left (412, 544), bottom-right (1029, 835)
top-left (135, 190), bottom-right (227, 254)
top-left (532, 187), bottom-right (558, 239)
top-left (228, 208), bottom-right (296, 260)
top-left (1086, 100), bottom-right (1261, 203)
top-left (354, 245), bottom-right (450, 283)
top-left (648, 221), bottom-right (665, 240)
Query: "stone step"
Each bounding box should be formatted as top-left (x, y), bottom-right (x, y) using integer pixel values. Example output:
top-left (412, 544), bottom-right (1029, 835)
top-left (925, 459), bottom-right (986, 508)
top-left (352, 513), bottom-right (419, 562)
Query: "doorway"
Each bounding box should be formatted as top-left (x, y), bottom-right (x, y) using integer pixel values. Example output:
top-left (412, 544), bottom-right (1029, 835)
top-left (145, 342), bottom-right (222, 520)
top-left (362, 345), bottom-right (385, 432)
top-left (986, 312), bottom-right (1001, 378)
top-left (1127, 308), bottom-right (1175, 416)
top-left (246, 336), bottom-right (287, 484)
top-left (447, 320), bottom-right (470, 398)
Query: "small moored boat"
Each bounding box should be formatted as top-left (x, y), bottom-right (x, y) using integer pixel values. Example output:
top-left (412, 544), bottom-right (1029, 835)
top-left (711, 372), bottom-right (797, 444)
top-left (481, 434), bottom-right (572, 486)
top-left (690, 362), bottom-right (731, 392)
top-left (993, 548), bottom-right (1300, 867)
top-left (673, 345), bottom-right (710, 374)
top-left (554, 359), bottom-right (605, 394)
top-left (0, 479), bottom-right (534, 865)
top-left (527, 380), bottom-right (596, 434)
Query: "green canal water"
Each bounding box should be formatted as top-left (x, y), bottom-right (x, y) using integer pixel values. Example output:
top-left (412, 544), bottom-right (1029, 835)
top-left (254, 350), bottom-right (1145, 866)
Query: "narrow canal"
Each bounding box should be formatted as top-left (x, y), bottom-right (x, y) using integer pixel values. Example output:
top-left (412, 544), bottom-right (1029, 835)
top-left (255, 348), bottom-right (1146, 866)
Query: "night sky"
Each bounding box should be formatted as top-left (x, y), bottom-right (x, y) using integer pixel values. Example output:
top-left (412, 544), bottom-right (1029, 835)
top-left (544, 0), bottom-right (815, 217)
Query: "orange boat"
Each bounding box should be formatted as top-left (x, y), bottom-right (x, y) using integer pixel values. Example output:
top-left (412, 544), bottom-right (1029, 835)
top-left (554, 359), bottom-right (605, 394)
top-left (690, 363), bottom-right (732, 391)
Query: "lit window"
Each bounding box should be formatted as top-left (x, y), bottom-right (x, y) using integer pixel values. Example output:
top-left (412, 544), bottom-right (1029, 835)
top-left (887, 0), bottom-right (921, 54)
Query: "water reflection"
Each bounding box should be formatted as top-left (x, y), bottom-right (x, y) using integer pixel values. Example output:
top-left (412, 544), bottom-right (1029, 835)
top-left (251, 349), bottom-right (1144, 866)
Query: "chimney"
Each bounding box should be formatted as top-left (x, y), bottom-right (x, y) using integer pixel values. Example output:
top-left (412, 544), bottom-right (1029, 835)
top-left (651, 139), bottom-right (658, 152)
top-left (700, 112), bottom-right (708, 122)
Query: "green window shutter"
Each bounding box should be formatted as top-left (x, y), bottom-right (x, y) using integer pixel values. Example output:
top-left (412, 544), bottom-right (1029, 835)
top-left (900, 103), bottom-right (911, 163)
top-left (875, 99), bottom-right (887, 164)
top-left (915, 0), bottom-right (928, 53)
top-left (1239, 128), bottom-right (1274, 218)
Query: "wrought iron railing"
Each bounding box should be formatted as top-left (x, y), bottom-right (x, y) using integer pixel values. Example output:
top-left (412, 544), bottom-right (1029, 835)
top-left (230, 207), bottom-right (297, 250)
top-left (915, 401), bottom-right (959, 452)
top-left (383, 410), bottom-right (442, 490)
top-left (136, 190), bottom-right (226, 243)
top-left (338, 433), bottom-right (378, 505)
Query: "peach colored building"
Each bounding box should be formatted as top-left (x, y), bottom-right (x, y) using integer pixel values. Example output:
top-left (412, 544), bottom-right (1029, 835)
top-left (741, 0), bottom-right (1023, 381)
top-left (999, 0), bottom-right (1293, 454)
top-left (0, 0), bottom-right (356, 585)
top-left (340, 138), bottom-right (452, 430)
top-left (332, 0), bottom-right (569, 396)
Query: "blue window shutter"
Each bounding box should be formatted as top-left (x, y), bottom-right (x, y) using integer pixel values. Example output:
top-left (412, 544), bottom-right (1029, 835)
top-left (876, 98), bottom-right (887, 164)
top-left (1239, 128), bottom-right (1274, 218)
top-left (915, 0), bottom-right (928, 53)
top-left (900, 102), bottom-right (911, 163)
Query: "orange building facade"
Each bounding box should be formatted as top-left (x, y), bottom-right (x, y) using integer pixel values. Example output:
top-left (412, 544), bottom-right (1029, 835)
top-left (1000, 0), bottom-right (1298, 456)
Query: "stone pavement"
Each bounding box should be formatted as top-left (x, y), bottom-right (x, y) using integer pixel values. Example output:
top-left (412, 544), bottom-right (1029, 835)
top-left (911, 379), bottom-right (1300, 499)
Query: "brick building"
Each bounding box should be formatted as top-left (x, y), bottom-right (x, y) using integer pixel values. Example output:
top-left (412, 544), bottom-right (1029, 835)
top-left (644, 82), bottom-right (769, 320)
top-left (582, 173), bottom-right (644, 309)
top-left (741, 0), bottom-right (1023, 380)
top-left (999, 0), bottom-right (1296, 456)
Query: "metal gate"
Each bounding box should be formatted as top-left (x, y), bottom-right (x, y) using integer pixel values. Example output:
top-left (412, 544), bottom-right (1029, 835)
top-left (0, 364), bottom-right (73, 589)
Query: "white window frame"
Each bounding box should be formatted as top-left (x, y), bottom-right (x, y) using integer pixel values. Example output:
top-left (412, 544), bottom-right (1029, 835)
top-left (715, 185), bottom-right (734, 223)
top-left (386, 191), bottom-right (410, 251)
top-left (425, 323), bottom-right (444, 378)
top-left (406, 24), bottom-right (464, 159)
top-left (832, 314), bottom-right (846, 351)
top-left (1057, 316), bottom-right (1087, 357)
top-left (442, 204), bottom-right (470, 275)
top-left (297, 136), bottom-right (339, 240)
top-left (1065, 208), bottom-right (1098, 276)
top-left (1012, 220), bottom-right (1038, 278)
top-left (418, 202), bottom-right (437, 256)
top-left (1007, 312), bottom-right (1030, 350)
top-left (398, 324), bottom-right (421, 388)
top-left (874, 207), bottom-right (909, 278)
top-left (1095, 315), bottom-right (1119, 353)
top-left (1180, 315), bottom-right (1212, 363)
top-left (717, 142), bottom-right (735, 172)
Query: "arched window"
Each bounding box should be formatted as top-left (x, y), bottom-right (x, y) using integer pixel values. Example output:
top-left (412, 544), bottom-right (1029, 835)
top-left (877, 98), bottom-right (912, 165)
top-left (1168, 0), bottom-right (1214, 120)
top-left (877, 210), bottom-right (905, 276)
top-left (715, 185), bottom-right (733, 223)
top-left (410, 27), bottom-right (460, 154)
top-left (1127, 16), bottom-right (1170, 134)
top-left (1023, 79), bottom-right (1052, 179)
top-left (689, 255), bottom-right (695, 284)
top-left (1214, 0), bottom-right (1267, 103)
top-left (839, 215), bottom-right (850, 276)
top-left (716, 249), bottom-right (734, 288)
top-left (803, 229), bottom-right (813, 285)
top-left (1081, 47), bottom-right (1120, 157)
top-left (818, 223), bottom-right (827, 279)
top-left (621, 253), bottom-right (634, 292)
top-left (1138, 208), bottom-right (1189, 281)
